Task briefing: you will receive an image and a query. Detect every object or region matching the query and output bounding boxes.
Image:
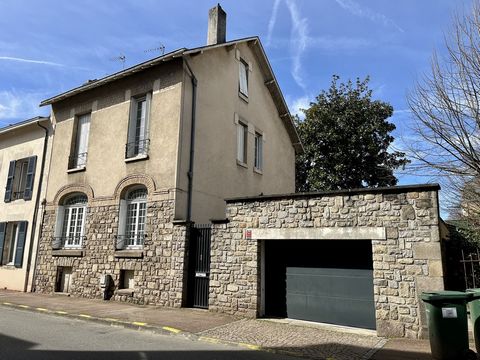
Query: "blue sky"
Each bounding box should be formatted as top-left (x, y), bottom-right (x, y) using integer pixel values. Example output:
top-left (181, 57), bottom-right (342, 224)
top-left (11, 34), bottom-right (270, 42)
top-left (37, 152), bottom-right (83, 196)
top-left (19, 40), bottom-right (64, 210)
top-left (0, 0), bottom-right (470, 204)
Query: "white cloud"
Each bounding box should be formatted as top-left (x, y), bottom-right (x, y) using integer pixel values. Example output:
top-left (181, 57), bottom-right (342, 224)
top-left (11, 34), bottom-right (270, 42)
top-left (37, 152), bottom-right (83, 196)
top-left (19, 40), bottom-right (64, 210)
top-left (285, 0), bottom-right (309, 90)
top-left (0, 90), bottom-right (48, 123)
top-left (0, 56), bottom-right (66, 67)
top-left (288, 95), bottom-right (311, 119)
top-left (334, 0), bottom-right (404, 33)
top-left (266, 0), bottom-right (282, 46)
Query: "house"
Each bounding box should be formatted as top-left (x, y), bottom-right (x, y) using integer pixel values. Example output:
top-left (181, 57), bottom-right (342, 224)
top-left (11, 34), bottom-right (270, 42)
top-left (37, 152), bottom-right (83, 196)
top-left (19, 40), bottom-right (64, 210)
top-left (0, 116), bottom-right (52, 292)
top-left (33, 5), bottom-right (301, 306)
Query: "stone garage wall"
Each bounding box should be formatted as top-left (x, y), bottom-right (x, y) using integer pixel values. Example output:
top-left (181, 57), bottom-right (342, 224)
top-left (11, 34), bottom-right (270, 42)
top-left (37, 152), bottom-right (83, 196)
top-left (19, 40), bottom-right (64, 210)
top-left (209, 184), bottom-right (443, 339)
top-left (34, 197), bottom-right (189, 307)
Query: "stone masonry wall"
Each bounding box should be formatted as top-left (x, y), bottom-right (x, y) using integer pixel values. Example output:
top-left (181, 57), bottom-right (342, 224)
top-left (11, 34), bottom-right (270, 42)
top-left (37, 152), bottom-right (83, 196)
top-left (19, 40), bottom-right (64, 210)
top-left (209, 187), bottom-right (443, 339)
top-left (34, 199), bottom-right (189, 307)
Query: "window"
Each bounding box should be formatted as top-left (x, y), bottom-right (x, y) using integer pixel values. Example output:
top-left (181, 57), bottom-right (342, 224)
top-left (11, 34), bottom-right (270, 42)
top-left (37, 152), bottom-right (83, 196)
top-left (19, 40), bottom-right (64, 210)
top-left (117, 187), bottom-right (147, 249)
top-left (4, 156), bottom-right (37, 202)
top-left (239, 59), bottom-right (249, 97)
top-left (119, 270), bottom-right (135, 289)
top-left (0, 221), bottom-right (27, 267)
top-left (126, 93), bottom-right (151, 159)
top-left (254, 132), bottom-right (263, 171)
top-left (53, 194), bottom-right (87, 249)
top-left (69, 113), bottom-right (90, 169)
top-left (237, 122), bottom-right (248, 164)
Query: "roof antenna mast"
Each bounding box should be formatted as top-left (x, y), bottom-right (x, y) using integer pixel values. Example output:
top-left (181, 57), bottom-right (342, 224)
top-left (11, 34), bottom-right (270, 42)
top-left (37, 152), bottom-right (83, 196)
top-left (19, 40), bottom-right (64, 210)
top-left (110, 54), bottom-right (126, 69)
top-left (144, 43), bottom-right (165, 56)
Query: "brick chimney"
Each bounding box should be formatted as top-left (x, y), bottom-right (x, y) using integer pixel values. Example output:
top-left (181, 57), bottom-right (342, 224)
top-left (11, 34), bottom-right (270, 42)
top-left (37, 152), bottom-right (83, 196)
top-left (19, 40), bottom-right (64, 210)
top-left (207, 4), bottom-right (226, 45)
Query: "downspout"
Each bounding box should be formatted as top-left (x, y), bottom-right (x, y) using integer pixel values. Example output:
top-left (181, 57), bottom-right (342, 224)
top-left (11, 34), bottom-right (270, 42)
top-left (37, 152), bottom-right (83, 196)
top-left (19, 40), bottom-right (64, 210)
top-left (183, 57), bottom-right (197, 222)
top-left (25, 121), bottom-right (49, 292)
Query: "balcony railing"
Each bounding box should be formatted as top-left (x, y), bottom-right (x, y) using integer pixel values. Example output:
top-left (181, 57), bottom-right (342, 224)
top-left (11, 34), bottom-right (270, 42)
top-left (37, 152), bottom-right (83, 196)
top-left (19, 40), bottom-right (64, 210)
top-left (52, 235), bottom-right (86, 250)
top-left (12, 191), bottom-right (25, 200)
top-left (68, 152), bottom-right (88, 169)
top-left (125, 139), bottom-right (150, 159)
top-left (115, 234), bottom-right (146, 250)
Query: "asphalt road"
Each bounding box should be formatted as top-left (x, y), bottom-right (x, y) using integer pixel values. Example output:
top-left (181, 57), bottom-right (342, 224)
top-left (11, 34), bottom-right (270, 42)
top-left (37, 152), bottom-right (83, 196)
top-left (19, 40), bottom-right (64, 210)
top-left (0, 306), bottom-right (300, 360)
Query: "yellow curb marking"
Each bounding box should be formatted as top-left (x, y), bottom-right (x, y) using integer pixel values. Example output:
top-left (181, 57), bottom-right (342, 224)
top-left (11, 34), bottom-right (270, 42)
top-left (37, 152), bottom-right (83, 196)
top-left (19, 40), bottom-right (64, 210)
top-left (104, 318), bottom-right (119, 322)
top-left (18, 305), bottom-right (30, 308)
top-left (36, 308), bottom-right (48, 312)
top-left (163, 326), bottom-right (181, 334)
top-left (78, 314), bottom-right (92, 318)
top-left (199, 336), bottom-right (221, 344)
top-left (2, 302), bottom-right (12, 305)
top-left (132, 322), bottom-right (147, 326)
top-left (56, 311), bottom-right (68, 315)
top-left (238, 343), bottom-right (261, 350)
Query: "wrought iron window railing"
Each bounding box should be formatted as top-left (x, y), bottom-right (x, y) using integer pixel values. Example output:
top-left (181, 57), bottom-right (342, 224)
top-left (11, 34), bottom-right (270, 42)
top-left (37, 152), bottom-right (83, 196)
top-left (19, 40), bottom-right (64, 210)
top-left (52, 235), bottom-right (86, 249)
top-left (125, 139), bottom-right (150, 159)
top-left (12, 191), bottom-right (25, 200)
top-left (68, 152), bottom-right (88, 169)
top-left (114, 234), bottom-right (146, 250)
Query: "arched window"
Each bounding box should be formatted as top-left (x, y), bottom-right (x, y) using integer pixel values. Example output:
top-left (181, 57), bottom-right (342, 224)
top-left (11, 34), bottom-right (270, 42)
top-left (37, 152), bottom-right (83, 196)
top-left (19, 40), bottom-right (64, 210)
top-left (53, 193), bottom-right (87, 249)
top-left (117, 186), bottom-right (147, 249)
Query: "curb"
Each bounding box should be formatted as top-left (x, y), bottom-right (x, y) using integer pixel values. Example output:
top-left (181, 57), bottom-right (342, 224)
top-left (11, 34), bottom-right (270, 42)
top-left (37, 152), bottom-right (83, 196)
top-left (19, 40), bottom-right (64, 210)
top-left (1, 300), bottom-right (386, 360)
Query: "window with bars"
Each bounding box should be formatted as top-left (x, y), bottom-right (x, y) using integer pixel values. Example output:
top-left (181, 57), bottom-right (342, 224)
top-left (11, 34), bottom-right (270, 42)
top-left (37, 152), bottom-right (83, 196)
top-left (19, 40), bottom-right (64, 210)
top-left (116, 187), bottom-right (147, 250)
top-left (126, 94), bottom-right (151, 159)
top-left (53, 194), bottom-right (87, 249)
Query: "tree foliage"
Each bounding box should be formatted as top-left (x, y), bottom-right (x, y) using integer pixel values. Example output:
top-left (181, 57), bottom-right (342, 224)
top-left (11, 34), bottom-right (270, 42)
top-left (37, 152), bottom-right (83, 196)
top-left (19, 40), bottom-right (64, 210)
top-left (295, 75), bottom-right (409, 192)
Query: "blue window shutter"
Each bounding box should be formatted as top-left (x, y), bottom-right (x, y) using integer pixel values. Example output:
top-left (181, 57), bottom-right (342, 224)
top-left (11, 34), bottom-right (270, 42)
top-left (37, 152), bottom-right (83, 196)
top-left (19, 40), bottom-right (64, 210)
top-left (4, 160), bottom-right (15, 202)
top-left (14, 221), bottom-right (28, 268)
top-left (0, 222), bottom-right (6, 265)
top-left (23, 156), bottom-right (37, 200)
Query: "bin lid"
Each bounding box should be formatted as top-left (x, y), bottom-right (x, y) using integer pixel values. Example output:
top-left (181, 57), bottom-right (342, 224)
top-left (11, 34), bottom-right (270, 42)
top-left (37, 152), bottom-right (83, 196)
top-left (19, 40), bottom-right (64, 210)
top-left (466, 289), bottom-right (480, 299)
top-left (421, 291), bottom-right (472, 302)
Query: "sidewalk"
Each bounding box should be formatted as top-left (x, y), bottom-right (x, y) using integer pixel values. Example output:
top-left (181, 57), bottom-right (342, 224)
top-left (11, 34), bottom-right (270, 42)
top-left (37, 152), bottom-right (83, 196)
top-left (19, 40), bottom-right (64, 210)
top-left (0, 290), bottom-right (435, 360)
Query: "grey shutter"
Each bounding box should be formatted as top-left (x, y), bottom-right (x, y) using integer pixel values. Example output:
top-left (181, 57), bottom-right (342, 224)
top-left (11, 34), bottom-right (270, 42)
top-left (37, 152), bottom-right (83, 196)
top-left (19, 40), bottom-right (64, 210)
top-left (0, 222), bottom-right (6, 265)
top-left (23, 156), bottom-right (37, 200)
top-left (14, 221), bottom-right (27, 268)
top-left (4, 160), bottom-right (15, 202)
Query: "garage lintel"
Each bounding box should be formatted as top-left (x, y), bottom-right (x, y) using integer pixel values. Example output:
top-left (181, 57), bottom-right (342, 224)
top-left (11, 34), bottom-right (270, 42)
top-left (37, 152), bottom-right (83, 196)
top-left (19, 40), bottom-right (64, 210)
top-left (249, 227), bottom-right (386, 240)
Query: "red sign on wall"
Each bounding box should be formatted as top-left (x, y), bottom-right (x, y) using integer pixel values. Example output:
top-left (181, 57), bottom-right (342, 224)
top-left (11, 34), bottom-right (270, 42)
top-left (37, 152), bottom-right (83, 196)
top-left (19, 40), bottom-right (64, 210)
top-left (245, 229), bottom-right (252, 239)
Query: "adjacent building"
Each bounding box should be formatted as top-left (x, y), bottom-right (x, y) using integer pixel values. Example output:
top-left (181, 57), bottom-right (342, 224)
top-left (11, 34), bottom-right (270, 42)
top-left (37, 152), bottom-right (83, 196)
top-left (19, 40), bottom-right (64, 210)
top-left (0, 116), bottom-right (52, 292)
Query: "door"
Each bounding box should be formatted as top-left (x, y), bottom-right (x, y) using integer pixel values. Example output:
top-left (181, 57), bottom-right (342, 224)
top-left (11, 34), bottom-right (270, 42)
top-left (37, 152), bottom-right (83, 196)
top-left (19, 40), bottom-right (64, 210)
top-left (188, 224), bottom-right (211, 309)
top-left (265, 240), bottom-right (376, 329)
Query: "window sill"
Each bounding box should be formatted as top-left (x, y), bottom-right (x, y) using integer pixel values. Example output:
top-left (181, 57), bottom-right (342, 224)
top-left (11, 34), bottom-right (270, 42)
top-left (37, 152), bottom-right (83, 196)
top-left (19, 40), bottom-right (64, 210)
top-left (52, 249), bottom-right (85, 257)
top-left (254, 167), bottom-right (263, 175)
top-left (236, 160), bottom-right (248, 169)
top-left (114, 250), bottom-right (144, 258)
top-left (117, 289), bottom-right (134, 297)
top-left (238, 91), bottom-right (249, 103)
top-left (0, 264), bottom-right (17, 270)
top-left (67, 166), bottom-right (86, 174)
top-left (125, 154), bottom-right (149, 163)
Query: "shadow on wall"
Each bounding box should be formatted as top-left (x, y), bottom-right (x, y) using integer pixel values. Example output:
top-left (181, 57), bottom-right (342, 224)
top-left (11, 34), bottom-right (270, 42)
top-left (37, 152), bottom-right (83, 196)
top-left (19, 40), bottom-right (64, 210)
top-left (0, 333), bottom-right (435, 360)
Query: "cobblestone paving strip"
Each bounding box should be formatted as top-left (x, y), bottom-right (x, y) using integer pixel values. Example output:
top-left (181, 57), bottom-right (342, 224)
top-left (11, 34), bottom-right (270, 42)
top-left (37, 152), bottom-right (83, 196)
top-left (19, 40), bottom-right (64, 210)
top-left (200, 319), bottom-right (384, 360)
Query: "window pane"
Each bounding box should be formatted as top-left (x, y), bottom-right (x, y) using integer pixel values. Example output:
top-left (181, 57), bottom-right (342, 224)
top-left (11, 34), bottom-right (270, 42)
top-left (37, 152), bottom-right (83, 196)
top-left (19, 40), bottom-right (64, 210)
top-left (75, 114), bottom-right (91, 167)
top-left (255, 134), bottom-right (263, 170)
top-left (239, 61), bottom-right (248, 96)
top-left (237, 123), bottom-right (247, 163)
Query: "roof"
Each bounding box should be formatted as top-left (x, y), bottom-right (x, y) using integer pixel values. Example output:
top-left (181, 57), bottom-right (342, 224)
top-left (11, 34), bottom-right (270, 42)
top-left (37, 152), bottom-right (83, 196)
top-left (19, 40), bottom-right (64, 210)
top-left (40, 37), bottom-right (303, 154)
top-left (0, 116), bottom-right (50, 135)
top-left (225, 183), bottom-right (441, 203)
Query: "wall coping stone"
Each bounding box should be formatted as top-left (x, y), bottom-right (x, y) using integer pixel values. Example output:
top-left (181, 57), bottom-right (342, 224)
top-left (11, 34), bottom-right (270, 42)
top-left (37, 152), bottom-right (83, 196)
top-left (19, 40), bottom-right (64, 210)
top-left (249, 227), bottom-right (386, 241)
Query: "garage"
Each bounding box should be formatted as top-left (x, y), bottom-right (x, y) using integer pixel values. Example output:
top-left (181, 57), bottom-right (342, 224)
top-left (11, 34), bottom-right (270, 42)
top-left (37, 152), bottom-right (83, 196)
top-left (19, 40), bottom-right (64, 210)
top-left (264, 240), bottom-right (376, 329)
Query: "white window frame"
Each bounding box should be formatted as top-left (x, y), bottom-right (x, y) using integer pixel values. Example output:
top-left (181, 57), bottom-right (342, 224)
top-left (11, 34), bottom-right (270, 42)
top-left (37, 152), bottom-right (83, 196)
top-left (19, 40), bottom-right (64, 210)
top-left (239, 59), bottom-right (249, 97)
top-left (12, 159), bottom-right (29, 200)
top-left (127, 93), bottom-right (152, 158)
top-left (121, 187), bottom-right (147, 249)
top-left (237, 121), bottom-right (248, 165)
top-left (3, 223), bottom-right (19, 265)
top-left (72, 113), bottom-right (91, 168)
top-left (254, 132), bottom-right (263, 172)
top-left (56, 195), bottom-right (87, 248)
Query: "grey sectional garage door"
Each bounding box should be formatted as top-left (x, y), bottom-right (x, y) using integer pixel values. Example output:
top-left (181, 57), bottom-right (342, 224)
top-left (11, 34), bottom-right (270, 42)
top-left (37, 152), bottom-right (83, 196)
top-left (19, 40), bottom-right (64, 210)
top-left (286, 267), bottom-right (375, 329)
top-left (265, 240), bottom-right (375, 330)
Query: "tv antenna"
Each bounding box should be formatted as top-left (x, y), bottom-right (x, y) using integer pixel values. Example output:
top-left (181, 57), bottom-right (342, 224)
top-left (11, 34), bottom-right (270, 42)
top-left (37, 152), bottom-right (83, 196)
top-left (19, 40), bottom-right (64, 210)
top-left (144, 43), bottom-right (165, 56)
top-left (110, 54), bottom-right (126, 69)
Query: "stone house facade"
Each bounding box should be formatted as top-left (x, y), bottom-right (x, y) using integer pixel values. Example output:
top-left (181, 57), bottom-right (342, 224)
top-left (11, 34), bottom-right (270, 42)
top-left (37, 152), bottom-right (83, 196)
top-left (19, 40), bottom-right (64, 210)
top-left (33, 6), bottom-right (301, 305)
top-left (208, 184), bottom-right (444, 339)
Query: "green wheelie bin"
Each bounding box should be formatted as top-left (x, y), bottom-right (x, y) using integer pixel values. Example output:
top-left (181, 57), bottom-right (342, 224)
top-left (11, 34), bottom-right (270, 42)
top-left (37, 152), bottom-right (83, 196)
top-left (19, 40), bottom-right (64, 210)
top-left (421, 291), bottom-right (472, 360)
top-left (467, 289), bottom-right (480, 354)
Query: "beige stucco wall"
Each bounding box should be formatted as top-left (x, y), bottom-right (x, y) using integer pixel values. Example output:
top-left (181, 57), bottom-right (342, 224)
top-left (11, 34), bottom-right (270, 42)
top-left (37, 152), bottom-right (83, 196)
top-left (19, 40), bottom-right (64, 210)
top-left (0, 122), bottom-right (51, 291)
top-left (46, 60), bottom-right (184, 205)
top-left (182, 43), bottom-right (296, 223)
